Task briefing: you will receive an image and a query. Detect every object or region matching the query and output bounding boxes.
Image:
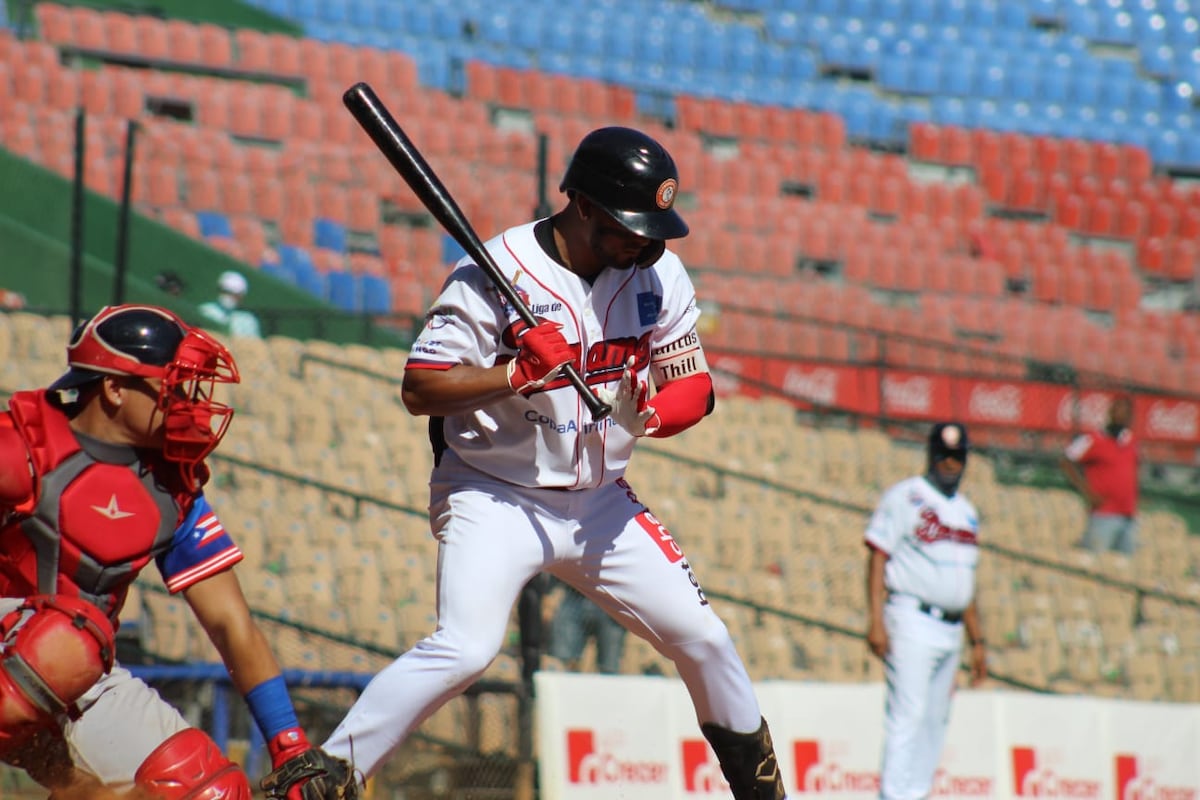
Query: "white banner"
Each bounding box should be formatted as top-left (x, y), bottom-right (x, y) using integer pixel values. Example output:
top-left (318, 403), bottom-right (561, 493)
top-left (533, 673), bottom-right (1200, 800)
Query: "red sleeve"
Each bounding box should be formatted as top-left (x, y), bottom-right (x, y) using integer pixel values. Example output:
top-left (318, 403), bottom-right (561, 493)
top-left (648, 373), bottom-right (714, 438)
top-left (0, 420), bottom-right (35, 510)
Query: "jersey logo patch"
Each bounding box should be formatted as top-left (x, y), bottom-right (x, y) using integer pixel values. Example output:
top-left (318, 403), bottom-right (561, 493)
top-left (194, 512), bottom-right (225, 546)
top-left (637, 292), bottom-right (661, 326)
top-left (91, 494), bottom-right (135, 520)
top-left (636, 510), bottom-right (684, 563)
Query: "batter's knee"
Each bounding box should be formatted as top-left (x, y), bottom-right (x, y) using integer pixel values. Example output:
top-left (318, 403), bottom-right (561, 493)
top-left (134, 728), bottom-right (252, 800)
top-left (662, 619), bottom-right (737, 667)
top-left (418, 632), bottom-right (502, 686)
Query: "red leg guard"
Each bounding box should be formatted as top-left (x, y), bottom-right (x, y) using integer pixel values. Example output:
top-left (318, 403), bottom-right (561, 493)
top-left (135, 728), bottom-right (252, 800)
top-left (0, 595), bottom-right (115, 738)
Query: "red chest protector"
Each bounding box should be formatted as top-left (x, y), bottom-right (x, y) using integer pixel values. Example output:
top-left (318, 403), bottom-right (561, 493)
top-left (0, 391), bottom-right (199, 620)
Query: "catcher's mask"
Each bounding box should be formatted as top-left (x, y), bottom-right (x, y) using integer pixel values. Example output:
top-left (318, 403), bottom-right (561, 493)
top-left (48, 305), bottom-right (240, 474)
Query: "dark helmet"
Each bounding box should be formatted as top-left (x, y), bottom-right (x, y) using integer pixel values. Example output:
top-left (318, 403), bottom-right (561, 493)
top-left (49, 306), bottom-right (189, 394)
top-left (559, 126), bottom-right (689, 240)
top-left (927, 422), bottom-right (969, 467)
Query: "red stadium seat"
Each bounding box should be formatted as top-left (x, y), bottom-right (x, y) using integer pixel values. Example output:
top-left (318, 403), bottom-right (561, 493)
top-left (266, 33), bottom-right (303, 77)
top-left (464, 60), bottom-right (497, 101)
top-left (102, 11), bottom-right (137, 53)
top-left (165, 19), bottom-right (201, 64)
top-left (197, 23), bottom-right (233, 68)
top-left (133, 15), bottom-right (169, 60)
top-left (1032, 135), bottom-right (1062, 175)
top-left (70, 6), bottom-right (106, 50)
top-left (1137, 236), bottom-right (1166, 275)
top-left (1113, 199), bottom-right (1147, 240)
top-left (1145, 201), bottom-right (1178, 239)
top-left (46, 69), bottom-right (81, 112)
top-left (184, 169), bottom-right (220, 212)
top-left (1062, 139), bottom-right (1095, 181)
top-left (36, 4), bottom-right (73, 45)
top-left (908, 124), bottom-right (939, 163)
top-left (1084, 197), bottom-right (1116, 237)
top-left (1163, 239), bottom-right (1199, 282)
top-left (220, 174), bottom-right (254, 217)
top-left (135, 162), bottom-right (179, 208)
top-left (234, 28), bottom-right (271, 72)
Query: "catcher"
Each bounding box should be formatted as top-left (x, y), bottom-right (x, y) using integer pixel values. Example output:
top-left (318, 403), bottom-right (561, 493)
top-left (0, 304), bottom-right (355, 800)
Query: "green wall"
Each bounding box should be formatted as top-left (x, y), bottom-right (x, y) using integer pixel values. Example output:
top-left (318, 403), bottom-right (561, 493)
top-left (0, 150), bottom-right (406, 345)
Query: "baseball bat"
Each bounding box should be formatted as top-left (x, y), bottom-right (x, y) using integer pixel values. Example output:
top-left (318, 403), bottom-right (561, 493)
top-left (342, 81), bottom-right (611, 421)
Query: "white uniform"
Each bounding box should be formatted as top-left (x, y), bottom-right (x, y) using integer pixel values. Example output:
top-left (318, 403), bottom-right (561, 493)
top-left (323, 220), bottom-right (765, 779)
top-left (865, 476), bottom-right (979, 800)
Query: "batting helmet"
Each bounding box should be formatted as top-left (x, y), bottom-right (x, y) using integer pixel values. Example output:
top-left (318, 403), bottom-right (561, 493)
top-left (928, 422), bottom-right (969, 466)
top-left (47, 305), bottom-right (240, 473)
top-left (559, 126), bottom-right (689, 241)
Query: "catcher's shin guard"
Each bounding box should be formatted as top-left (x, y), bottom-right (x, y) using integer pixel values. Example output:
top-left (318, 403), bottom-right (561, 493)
top-left (701, 717), bottom-right (787, 800)
top-left (135, 728), bottom-right (252, 800)
top-left (0, 595), bottom-right (115, 737)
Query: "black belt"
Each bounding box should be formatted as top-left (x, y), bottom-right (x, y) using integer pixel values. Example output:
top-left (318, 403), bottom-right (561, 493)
top-left (918, 602), bottom-right (963, 624)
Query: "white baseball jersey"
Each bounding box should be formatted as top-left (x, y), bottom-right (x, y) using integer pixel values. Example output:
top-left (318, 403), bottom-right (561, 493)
top-left (406, 219), bottom-right (704, 489)
top-left (864, 475), bottom-right (980, 612)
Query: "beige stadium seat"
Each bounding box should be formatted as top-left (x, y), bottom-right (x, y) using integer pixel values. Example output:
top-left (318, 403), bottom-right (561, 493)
top-left (142, 591), bottom-right (193, 662)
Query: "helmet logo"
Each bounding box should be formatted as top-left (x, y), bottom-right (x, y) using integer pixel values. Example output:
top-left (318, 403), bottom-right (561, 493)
top-left (655, 178), bottom-right (677, 210)
top-left (941, 425), bottom-right (962, 447)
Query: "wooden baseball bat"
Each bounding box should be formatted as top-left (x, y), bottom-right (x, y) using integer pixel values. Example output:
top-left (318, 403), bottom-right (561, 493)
top-left (342, 81), bottom-right (611, 420)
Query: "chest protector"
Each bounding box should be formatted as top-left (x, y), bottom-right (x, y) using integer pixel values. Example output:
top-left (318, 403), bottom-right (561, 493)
top-left (0, 391), bottom-right (193, 620)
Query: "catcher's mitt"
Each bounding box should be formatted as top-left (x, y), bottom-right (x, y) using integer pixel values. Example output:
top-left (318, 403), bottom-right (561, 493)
top-left (260, 747), bottom-right (359, 800)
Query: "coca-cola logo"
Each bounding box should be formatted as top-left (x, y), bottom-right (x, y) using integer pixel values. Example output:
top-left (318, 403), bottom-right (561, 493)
top-left (1146, 401), bottom-right (1198, 440)
top-left (883, 376), bottom-right (932, 413)
top-left (968, 384), bottom-right (1022, 422)
top-left (784, 367), bottom-right (838, 406)
top-left (1057, 394), bottom-right (1112, 430)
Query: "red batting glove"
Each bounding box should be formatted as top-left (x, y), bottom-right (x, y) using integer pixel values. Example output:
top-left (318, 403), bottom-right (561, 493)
top-left (268, 727), bottom-right (312, 770)
top-left (507, 321), bottom-right (574, 396)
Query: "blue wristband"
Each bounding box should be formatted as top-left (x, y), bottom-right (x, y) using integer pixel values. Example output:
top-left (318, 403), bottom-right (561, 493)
top-left (245, 676), bottom-right (300, 741)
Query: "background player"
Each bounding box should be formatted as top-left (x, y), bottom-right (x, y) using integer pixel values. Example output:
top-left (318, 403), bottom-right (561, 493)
top-left (1059, 394), bottom-right (1139, 554)
top-left (320, 126), bottom-right (787, 800)
top-left (0, 304), bottom-right (353, 800)
top-left (864, 422), bottom-right (987, 800)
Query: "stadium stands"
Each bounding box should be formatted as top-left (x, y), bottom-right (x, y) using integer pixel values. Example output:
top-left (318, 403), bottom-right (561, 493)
top-left (3, 2), bottom-right (1200, 778)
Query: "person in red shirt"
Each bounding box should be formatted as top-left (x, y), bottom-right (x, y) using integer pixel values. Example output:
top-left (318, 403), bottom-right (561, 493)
top-left (1059, 395), bottom-right (1139, 554)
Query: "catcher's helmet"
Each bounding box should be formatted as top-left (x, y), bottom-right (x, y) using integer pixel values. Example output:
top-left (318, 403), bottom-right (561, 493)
top-left (928, 422), bottom-right (969, 466)
top-left (47, 305), bottom-right (240, 477)
top-left (559, 126), bottom-right (689, 240)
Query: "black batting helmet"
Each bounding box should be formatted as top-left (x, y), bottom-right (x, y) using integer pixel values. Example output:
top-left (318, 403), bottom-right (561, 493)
top-left (928, 422), bottom-right (969, 466)
top-left (559, 126), bottom-right (689, 241)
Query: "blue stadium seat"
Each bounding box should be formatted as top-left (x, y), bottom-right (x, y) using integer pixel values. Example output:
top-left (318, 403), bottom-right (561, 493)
top-left (314, 219), bottom-right (347, 253)
top-left (326, 271), bottom-right (359, 311)
top-left (1038, 67), bottom-right (1071, 105)
top-left (763, 11), bottom-right (801, 46)
top-left (347, 0), bottom-right (374, 30)
top-left (315, 0), bottom-right (349, 27)
top-left (196, 211), bottom-right (232, 239)
top-left (1149, 128), bottom-right (1183, 166)
top-left (361, 275), bottom-right (392, 314)
top-left (259, 262), bottom-right (292, 285)
top-left (289, 0), bottom-right (317, 22)
top-left (1069, 72), bottom-right (1102, 108)
top-left (404, 5), bottom-right (437, 37)
top-left (376, 3), bottom-right (405, 31)
top-left (877, 56), bottom-right (911, 93)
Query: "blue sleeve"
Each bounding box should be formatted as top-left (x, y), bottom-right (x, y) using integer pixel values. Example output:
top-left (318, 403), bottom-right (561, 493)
top-left (156, 493), bottom-right (243, 593)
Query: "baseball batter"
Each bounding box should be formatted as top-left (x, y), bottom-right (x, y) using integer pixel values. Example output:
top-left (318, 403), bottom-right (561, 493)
top-left (322, 127), bottom-right (787, 800)
top-left (865, 423), bottom-right (987, 800)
